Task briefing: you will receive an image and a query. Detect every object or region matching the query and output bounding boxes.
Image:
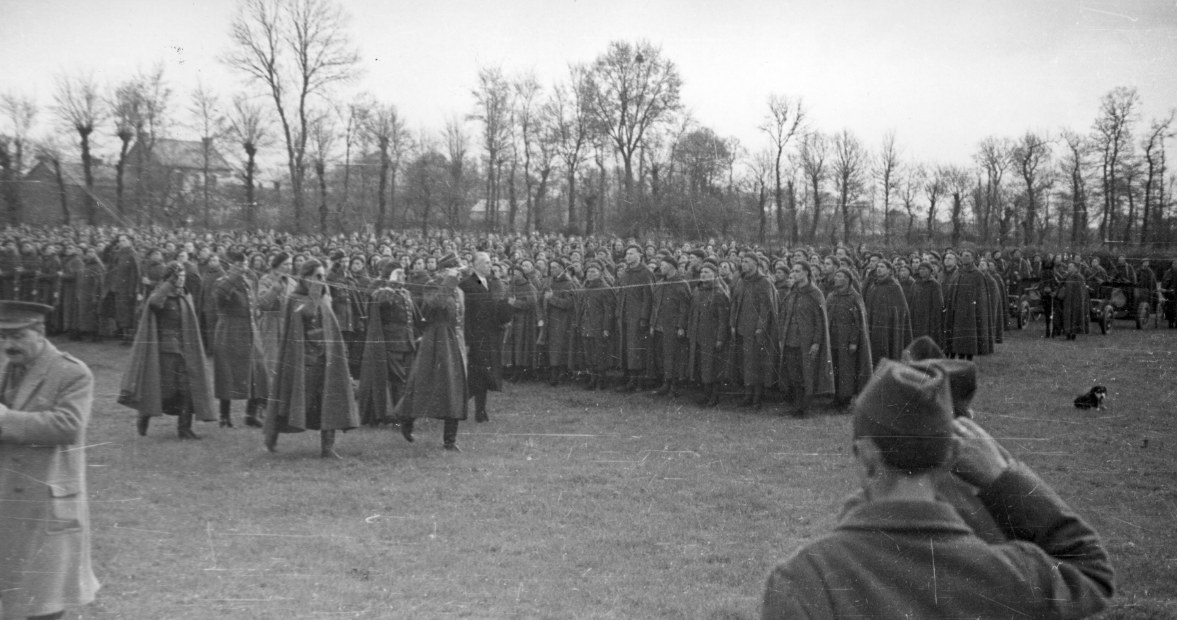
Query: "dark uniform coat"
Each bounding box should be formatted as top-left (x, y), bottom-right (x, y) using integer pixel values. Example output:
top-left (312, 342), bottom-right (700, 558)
top-left (825, 286), bottom-right (873, 404)
top-left (579, 277), bottom-right (616, 373)
top-left (544, 272), bottom-right (579, 367)
top-left (460, 272), bottom-right (513, 398)
top-left (212, 268), bottom-right (268, 401)
top-left (864, 275), bottom-right (914, 366)
top-left (651, 272), bottom-right (692, 380)
top-left (394, 279), bottom-right (468, 422)
top-left (687, 280), bottom-right (730, 384)
top-left (0, 342), bottom-right (100, 618)
top-left (357, 283), bottom-right (417, 425)
top-left (907, 276), bottom-right (944, 349)
top-left (730, 271), bottom-right (778, 386)
top-left (614, 263), bottom-right (654, 371)
top-left (776, 282), bottom-right (835, 397)
top-left (943, 263), bottom-right (992, 357)
top-left (503, 274), bottom-right (539, 369)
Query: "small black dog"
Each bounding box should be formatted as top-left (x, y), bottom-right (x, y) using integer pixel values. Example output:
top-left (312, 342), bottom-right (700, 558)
top-left (1073, 386), bottom-right (1107, 410)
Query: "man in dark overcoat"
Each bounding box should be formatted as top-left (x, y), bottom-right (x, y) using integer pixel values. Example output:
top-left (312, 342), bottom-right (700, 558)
top-left (579, 261), bottom-right (615, 390)
top-left (776, 262), bottom-right (834, 417)
top-left (460, 252), bottom-right (514, 423)
top-left (542, 259), bottom-right (578, 386)
top-left (907, 262), bottom-right (944, 348)
top-left (650, 254), bottom-right (692, 397)
top-left (614, 244), bottom-right (654, 392)
top-left (687, 261), bottom-right (729, 406)
top-left (825, 267), bottom-right (873, 410)
top-left (358, 264), bottom-right (417, 426)
top-left (730, 253), bottom-right (777, 409)
top-left (943, 250), bottom-right (992, 360)
top-left (105, 234), bottom-right (141, 343)
top-left (864, 260), bottom-right (914, 366)
top-left (212, 250), bottom-right (268, 428)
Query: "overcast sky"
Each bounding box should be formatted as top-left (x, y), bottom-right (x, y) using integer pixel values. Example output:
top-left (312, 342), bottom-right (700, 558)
top-left (2, 0), bottom-right (1176, 168)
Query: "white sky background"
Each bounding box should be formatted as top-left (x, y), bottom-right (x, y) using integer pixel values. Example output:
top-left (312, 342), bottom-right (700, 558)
top-left (2, 0), bottom-right (1176, 172)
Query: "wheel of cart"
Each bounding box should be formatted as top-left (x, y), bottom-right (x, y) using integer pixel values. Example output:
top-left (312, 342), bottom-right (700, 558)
top-left (1134, 287), bottom-right (1150, 329)
top-left (1101, 302), bottom-right (1114, 334)
top-left (1088, 287), bottom-right (1112, 335)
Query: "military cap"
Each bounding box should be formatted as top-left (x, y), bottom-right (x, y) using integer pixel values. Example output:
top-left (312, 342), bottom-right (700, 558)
top-left (0, 301), bottom-right (54, 330)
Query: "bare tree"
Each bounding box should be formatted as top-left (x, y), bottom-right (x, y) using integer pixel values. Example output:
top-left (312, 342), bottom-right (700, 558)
top-left (973, 136), bottom-right (1012, 243)
top-left (443, 117), bottom-right (469, 230)
top-left (747, 148), bottom-right (774, 244)
top-left (943, 165), bottom-right (972, 246)
top-left (875, 130), bottom-right (901, 245)
top-left (337, 96), bottom-right (370, 214)
top-left (1091, 86), bottom-right (1140, 241)
top-left (832, 129), bottom-right (867, 245)
top-left (223, 95), bottom-right (270, 228)
top-left (224, 0), bottom-right (360, 233)
top-left (511, 72), bottom-right (543, 232)
top-left (1059, 130), bottom-right (1091, 245)
top-left (585, 40), bottom-right (683, 222)
top-left (1010, 131), bottom-right (1051, 245)
top-left (189, 81), bottom-right (226, 227)
top-left (899, 163), bottom-right (925, 243)
top-left (1, 93), bottom-right (37, 220)
top-left (548, 64), bottom-right (592, 232)
top-left (1140, 112), bottom-right (1174, 245)
top-left (799, 131), bottom-right (830, 243)
top-left (760, 94), bottom-right (806, 243)
top-left (32, 138), bottom-right (72, 225)
top-left (924, 166), bottom-right (948, 241)
top-left (470, 66), bottom-right (512, 231)
top-left (362, 102), bottom-right (409, 233)
top-left (53, 72), bottom-right (108, 224)
top-left (307, 111), bottom-right (336, 232)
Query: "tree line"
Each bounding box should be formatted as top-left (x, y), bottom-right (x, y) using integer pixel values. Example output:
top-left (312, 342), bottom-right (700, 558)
top-left (1, 0), bottom-right (1174, 250)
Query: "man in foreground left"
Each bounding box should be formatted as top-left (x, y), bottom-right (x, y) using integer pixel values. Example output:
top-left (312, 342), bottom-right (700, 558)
top-left (0, 301), bottom-right (100, 619)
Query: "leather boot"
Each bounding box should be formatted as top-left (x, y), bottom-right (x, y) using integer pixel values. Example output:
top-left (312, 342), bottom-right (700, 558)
top-left (696, 383), bottom-right (712, 405)
top-left (178, 411), bottom-right (201, 440)
top-left (264, 428), bottom-right (278, 452)
top-left (738, 384), bottom-right (756, 408)
top-left (400, 418), bottom-right (415, 443)
top-left (320, 430), bottom-right (341, 459)
top-left (793, 392), bottom-right (810, 418)
top-left (548, 366), bottom-right (561, 387)
top-left (244, 399), bottom-right (264, 428)
top-left (443, 419), bottom-right (460, 452)
top-left (705, 383), bottom-right (721, 408)
top-left (136, 414), bottom-right (150, 437)
top-left (654, 380), bottom-right (671, 396)
top-left (750, 384), bottom-right (763, 410)
top-left (219, 400), bottom-right (233, 428)
top-left (474, 392), bottom-right (488, 423)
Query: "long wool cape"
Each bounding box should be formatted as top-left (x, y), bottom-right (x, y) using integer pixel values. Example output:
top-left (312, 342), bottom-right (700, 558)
top-left (776, 282), bottom-right (835, 397)
top-left (825, 286), bottom-right (874, 402)
top-left (907, 277), bottom-right (945, 348)
top-left (864, 276), bottom-right (915, 365)
top-left (267, 292), bottom-right (359, 433)
top-left (394, 281), bottom-right (468, 421)
top-left (118, 291), bottom-right (215, 421)
top-left (357, 286), bottom-right (416, 426)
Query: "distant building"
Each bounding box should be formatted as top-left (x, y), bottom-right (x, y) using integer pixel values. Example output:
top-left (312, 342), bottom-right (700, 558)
top-left (20, 159), bottom-right (118, 226)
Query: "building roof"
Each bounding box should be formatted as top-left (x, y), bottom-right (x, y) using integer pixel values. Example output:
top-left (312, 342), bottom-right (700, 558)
top-left (139, 138), bottom-right (233, 172)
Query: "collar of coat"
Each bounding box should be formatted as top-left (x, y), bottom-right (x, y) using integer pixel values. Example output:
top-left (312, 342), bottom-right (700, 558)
top-left (837, 499), bottom-right (975, 536)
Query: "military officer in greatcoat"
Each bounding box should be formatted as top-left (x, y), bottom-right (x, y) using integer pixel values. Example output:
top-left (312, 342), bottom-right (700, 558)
top-left (0, 301), bottom-right (100, 619)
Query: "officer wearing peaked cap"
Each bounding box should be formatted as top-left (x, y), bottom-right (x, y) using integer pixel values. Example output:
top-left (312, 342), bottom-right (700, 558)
top-left (0, 301), bottom-right (101, 619)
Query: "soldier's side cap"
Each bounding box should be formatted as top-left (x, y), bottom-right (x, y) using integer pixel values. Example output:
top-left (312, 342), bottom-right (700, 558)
top-left (0, 301), bottom-right (54, 329)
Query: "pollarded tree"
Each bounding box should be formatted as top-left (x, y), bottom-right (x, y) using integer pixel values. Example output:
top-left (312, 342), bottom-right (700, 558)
top-left (307, 111), bottom-right (336, 232)
top-left (443, 116), bottom-right (470, 231)
top-left (53, 72), bottom-right (106, 224)
top-left (943, 165), bottom-right (972, 246)
top-left (1, 93), bottom-right (37, 221)
top-left (924, 166), bottom-right (948, 242)
top-left (223, 95), bottom-right (270, 228)
top-left (585, 40), bottom-right (683, 221)
top-left (224, 0), bottom-right (360, 233)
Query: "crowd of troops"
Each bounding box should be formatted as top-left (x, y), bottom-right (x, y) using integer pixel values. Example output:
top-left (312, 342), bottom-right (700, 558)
top-left (2, 225), bottom-right (1176, 456)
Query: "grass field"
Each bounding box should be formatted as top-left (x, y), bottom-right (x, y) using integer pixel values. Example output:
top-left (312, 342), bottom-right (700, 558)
top-left (56, 322), bottom-right (1177, 619)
